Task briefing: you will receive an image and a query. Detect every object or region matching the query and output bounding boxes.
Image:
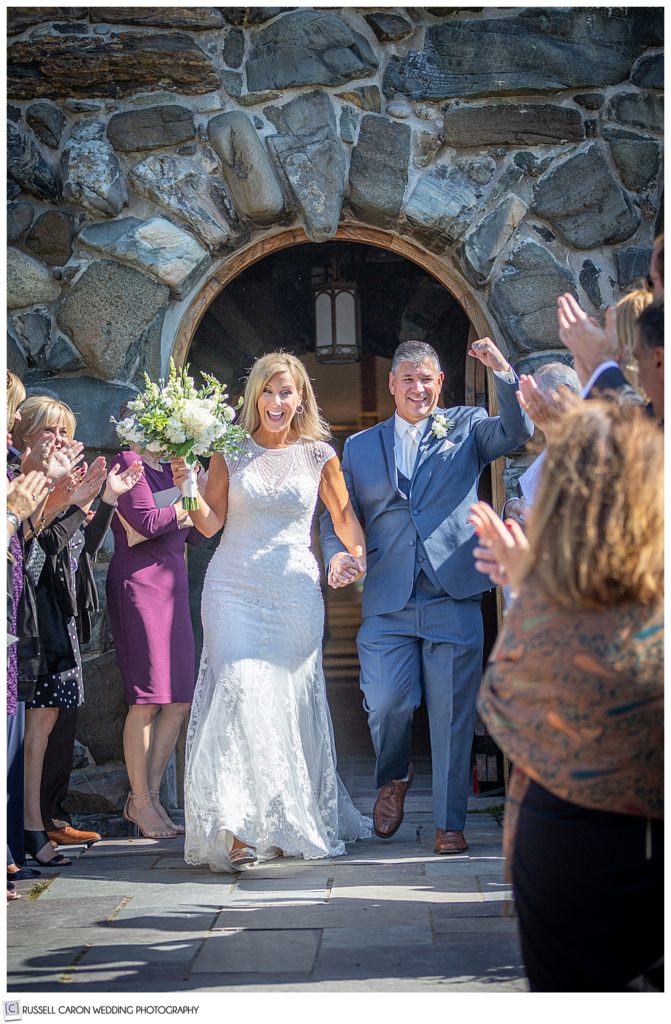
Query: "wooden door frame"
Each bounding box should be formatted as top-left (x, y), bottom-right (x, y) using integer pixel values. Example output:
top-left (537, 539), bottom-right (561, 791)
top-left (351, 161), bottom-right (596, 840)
top-left (170, 224), bottom-right (501, 368)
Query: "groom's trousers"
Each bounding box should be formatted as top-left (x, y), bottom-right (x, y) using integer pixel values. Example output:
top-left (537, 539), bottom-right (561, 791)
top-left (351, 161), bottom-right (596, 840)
top-left (356, 570), bottom-right (483, 832)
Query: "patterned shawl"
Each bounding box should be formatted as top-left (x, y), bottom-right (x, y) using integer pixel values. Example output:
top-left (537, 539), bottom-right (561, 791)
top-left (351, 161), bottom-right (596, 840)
top-left (478, 582), bottom-right (663, 875)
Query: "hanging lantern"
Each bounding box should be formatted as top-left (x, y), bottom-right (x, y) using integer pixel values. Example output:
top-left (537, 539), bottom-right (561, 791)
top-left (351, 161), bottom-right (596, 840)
top-left (313, 253), bottom-right (362, 364)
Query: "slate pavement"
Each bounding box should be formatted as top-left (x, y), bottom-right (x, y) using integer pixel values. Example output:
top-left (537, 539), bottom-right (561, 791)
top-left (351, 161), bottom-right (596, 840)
top-left (6, 758), bottom-right (527, 993)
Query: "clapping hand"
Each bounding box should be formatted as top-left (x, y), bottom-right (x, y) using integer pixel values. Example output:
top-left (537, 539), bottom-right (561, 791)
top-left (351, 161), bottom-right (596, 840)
top-left (47, 439), bottom-right (85, 481)
top-left (467, 336), bottom-right (511, 373)
top-left (468, 500), bottom-right (530, 594)
top-left (556, 293), bottom-right (618, 385)
top-left (69, 457), bottom-right (108, 511)
top-left (7, 471), bottom-right (52, 525)
top-left (102, 460), bottom-right (143, 504)
top-left (43, 464), bottom-right (86, 518)
top-left (328, 550), bottom-right (366, 589)
top-left (20, 434), bottom-right (56, 476)
top-left (516, 374), bottom-right (578, 434)
top-left (21, 436), bottom-right (84, 482)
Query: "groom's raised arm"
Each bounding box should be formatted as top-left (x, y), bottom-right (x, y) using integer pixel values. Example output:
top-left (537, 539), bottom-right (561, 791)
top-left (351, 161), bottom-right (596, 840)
top-left (465, 338), bottom-right (533, 465)
top-left (472, 370), bottom-right (533, 465)
top-left (319, 437), bottom-right (361, 571)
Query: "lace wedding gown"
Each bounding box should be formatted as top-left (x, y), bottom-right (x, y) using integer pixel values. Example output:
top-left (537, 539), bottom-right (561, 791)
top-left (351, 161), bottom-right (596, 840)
top-left (184, 436), bottom-right (372, 872)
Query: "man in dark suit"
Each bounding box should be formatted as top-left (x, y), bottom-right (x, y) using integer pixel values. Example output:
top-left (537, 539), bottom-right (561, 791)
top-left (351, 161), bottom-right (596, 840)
top-left (320, 338), bottom-right (532, 854)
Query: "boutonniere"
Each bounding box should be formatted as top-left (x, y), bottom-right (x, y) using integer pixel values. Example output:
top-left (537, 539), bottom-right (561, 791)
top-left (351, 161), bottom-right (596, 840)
top-left (430, 411), bottom-right (455, 440)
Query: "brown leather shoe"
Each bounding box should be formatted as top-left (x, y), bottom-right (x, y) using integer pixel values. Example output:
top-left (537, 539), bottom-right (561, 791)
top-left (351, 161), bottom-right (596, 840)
top-left (434, 828), bottom-right (468, 854)
top-left (373, 762), bottom-right (414, 838)
top-left (46, 825), bottom-right (101, 847)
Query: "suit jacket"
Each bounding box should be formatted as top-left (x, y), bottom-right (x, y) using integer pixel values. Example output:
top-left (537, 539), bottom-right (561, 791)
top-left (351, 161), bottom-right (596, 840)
top-left (319, 374), bottom-right (533, 617)
top-left (586, 364), bottom-right (643, 406)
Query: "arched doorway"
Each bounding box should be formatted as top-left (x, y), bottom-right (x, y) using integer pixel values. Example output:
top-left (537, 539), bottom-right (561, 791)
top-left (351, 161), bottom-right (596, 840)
top-left (174, 228), bottom-right (505, 760)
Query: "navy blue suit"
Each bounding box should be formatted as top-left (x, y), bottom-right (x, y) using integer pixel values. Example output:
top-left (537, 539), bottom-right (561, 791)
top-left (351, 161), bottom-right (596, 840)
top-left (320, 375), bottom-right (532, 830)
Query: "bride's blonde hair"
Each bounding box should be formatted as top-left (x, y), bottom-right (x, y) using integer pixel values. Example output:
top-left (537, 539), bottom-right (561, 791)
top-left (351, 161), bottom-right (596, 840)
top-left (239, 352), bottom-right (331, 441)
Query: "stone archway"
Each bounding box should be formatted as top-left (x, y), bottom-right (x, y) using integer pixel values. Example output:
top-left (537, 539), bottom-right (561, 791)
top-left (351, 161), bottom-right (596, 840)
top-left (169, 223), bottom-right (497, 371)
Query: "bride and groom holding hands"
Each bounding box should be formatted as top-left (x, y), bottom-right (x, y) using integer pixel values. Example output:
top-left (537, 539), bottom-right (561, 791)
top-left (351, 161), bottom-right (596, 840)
top-left (172, 336), bottom-right (532, 871)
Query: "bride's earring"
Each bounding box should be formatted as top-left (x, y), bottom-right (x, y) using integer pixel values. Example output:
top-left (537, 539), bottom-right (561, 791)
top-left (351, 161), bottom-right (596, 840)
top-left (296, 402), bottom-right (305, 415)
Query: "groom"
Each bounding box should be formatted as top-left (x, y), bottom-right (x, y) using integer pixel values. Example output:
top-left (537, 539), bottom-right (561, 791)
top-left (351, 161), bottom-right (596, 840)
top-left (320, 338), bottom-right (532, 853)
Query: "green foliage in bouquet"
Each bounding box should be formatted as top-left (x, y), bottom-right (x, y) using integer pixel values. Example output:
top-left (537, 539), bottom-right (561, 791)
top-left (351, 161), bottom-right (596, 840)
top-left (113, 360), bottom-right (247, 509)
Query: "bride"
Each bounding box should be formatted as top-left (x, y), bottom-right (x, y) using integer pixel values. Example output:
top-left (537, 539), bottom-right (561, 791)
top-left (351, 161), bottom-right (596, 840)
top-left (172, 353), bottom-right (372, 871)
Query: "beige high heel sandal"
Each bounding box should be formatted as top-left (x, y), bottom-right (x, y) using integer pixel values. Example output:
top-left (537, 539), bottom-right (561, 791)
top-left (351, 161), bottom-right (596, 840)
top-left (123, 793), bottom-right (178, 839)
top-left (149, 791), bottom-right (185, 834)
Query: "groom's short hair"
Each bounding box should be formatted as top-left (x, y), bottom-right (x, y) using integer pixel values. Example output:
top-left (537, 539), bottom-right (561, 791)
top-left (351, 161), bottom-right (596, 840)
top-left (391, 341), bottom-right (441, 374)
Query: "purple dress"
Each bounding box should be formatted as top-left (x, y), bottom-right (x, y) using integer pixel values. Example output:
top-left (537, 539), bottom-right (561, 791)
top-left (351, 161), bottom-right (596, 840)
top-left (106, 452), bottom-right (195, 705)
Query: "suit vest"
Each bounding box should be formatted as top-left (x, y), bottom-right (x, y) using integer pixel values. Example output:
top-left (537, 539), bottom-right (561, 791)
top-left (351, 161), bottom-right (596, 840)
top-left (397, 470), bottom-right (442, 591)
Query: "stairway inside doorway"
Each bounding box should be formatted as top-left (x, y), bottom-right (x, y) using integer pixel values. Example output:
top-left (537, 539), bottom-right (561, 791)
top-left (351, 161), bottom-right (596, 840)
top-left (322, 583), bottom-right (372, 756)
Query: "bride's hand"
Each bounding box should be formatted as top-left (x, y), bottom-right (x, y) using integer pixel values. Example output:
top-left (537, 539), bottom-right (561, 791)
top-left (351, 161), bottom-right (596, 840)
top-left (170, 457), bottom-right (189, 488)
top-left (328, 552), bottom-right (366, 589)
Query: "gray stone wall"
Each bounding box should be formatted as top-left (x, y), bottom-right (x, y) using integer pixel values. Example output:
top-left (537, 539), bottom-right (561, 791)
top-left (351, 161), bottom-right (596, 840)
top-left (7, 7), bottom-right (664, 769)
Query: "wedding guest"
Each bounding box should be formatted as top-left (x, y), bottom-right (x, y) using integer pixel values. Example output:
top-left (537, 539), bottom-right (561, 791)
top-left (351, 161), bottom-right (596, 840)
top-left (6, 466), bottom-right (50, 897)
top-left (6, 372), bottom-right (48, 896)
top-left (13, 397), bottom-right (141, 863)
top-left (476, 401), bottom-right (663, 991)
top-left (107, 444), bottom-right (195, 839)
top-left (517, 362), bottom-right (580, 505)
top-left (606, 287), bottom-right (653, 390)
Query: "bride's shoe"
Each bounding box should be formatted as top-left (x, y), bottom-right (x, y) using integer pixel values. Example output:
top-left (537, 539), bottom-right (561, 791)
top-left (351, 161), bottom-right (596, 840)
top-left (229, 835), bottom-right (257, 867)
top-left (123, 793), bottom-right (178, 839)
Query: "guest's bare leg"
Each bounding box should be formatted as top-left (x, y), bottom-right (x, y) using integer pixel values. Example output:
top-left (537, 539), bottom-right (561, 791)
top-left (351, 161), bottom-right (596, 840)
top-left (24, 708), bottom-right (60, 861)
top-left (123, 705), bottom-right (176, 838)
top-left (147, 703), bottom-right (190, 831)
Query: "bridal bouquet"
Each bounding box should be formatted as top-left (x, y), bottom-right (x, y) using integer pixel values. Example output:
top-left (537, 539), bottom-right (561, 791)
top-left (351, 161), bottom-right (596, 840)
top-left (114, 360), bottom-right (246, 509)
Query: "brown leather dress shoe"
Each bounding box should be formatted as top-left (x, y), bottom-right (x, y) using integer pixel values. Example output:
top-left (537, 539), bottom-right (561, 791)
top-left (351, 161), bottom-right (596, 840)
top-left (373, 762), bottom-right (414, 838)
top-left (434, 828), bottom-right (468, 854)
top-left (46, 825), bottom-right (101, 847)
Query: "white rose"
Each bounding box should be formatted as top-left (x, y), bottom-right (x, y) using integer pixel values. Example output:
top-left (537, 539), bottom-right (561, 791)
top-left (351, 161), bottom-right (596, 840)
top-left (180, 399), bottom-right (217, 436)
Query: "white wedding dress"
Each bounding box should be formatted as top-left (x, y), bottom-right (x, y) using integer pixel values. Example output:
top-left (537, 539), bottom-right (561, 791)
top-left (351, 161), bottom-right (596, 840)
top-left (184, 436), bottom-right (372, 872)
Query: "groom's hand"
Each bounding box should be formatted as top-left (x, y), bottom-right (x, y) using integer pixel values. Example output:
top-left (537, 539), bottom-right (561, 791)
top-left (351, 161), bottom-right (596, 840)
top-left (468, 336), bottom-right (511, 373)
top-left (328, 552), bottom-right (365, 589)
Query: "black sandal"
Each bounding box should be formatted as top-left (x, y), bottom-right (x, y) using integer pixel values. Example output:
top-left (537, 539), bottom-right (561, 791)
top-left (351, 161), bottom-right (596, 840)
top-left (23, 829), bottom-right (72, 867)
top-left (7, 866), bottom-right (41, 881)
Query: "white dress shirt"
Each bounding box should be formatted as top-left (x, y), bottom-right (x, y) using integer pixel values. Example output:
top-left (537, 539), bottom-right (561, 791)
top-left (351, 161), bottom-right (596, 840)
top-left (394, 413), bottom-right (429, 479)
